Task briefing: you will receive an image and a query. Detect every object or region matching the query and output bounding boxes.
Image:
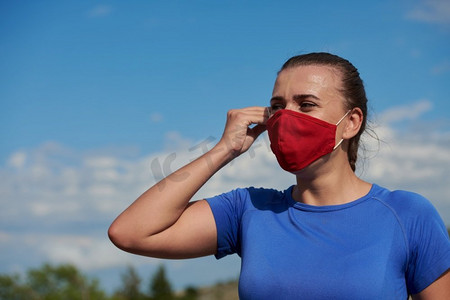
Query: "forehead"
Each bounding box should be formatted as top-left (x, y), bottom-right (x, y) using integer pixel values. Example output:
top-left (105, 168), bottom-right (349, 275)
top-left (273, 65), bottom-right (343, 96)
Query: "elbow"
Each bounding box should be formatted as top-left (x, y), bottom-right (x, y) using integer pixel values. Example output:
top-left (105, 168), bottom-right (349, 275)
top-left (108, 221), bottom-right (135, 252)
top-left (108, 221), bottom-right (161, 257)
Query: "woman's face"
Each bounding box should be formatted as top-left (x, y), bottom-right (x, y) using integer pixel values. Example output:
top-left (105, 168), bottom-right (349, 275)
top-left (270, 65), bottom-right (348, 125)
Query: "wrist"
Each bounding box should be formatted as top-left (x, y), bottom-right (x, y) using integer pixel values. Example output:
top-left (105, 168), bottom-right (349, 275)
top-left (208, 141), bottom-right (238, 167)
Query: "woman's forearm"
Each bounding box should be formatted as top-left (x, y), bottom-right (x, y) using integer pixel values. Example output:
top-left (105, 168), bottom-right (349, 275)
top-left (108, 141), bottom-right (233, 248)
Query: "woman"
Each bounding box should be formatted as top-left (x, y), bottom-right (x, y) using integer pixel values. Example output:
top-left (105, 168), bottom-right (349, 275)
top-left (109, 52), bottom-right (450, 299)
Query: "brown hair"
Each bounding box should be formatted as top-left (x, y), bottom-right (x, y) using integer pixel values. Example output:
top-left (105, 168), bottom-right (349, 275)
top-left (280, 52), bottom-right (368, 171)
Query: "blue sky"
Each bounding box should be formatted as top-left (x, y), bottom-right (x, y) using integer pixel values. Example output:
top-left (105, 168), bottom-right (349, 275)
top-left (1, 0), bottom-right (450, 293)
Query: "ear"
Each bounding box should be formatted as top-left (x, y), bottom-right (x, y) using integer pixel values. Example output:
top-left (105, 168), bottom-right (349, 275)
top-left (342, 108), bottom-right (363, 140)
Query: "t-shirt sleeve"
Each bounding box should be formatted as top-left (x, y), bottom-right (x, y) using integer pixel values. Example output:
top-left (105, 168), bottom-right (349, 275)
top-left (400, 192), bottom-right (450, 294)
top-left (206, 188), bottom-right (249, 259)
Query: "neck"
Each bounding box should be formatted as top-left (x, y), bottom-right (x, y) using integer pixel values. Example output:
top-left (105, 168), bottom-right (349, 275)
top-left (292, 157), bottom-right (371, 206)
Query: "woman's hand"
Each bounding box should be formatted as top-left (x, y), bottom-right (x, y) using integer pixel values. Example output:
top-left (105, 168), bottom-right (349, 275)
top-left (216, 106), bottom-right (269, 158)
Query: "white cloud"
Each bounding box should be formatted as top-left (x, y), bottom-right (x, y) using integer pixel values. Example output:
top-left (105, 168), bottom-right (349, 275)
top-left (150, 112), bottom-right (164, 123)
top-left (7, 151), bottom-right (26, 169)
top-left (377, 99), bottom-right (432, 124)
top-left (431, 60), bottom-right (450, 75)
top-left (406, 0), bottom-right (450, 24)
top-left (84, 156), bottom-right (119, 169)
top-left (86, 5), bottom-right (113, 18)
top-left (38, 234), bottom-right (157, 271)
top-left (0, 231), bottom-right (11, 243)
top-left (163, 131), bottom-right (193, 151)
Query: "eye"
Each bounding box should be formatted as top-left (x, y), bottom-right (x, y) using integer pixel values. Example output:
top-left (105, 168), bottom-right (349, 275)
top-left (270, 103), bottom-right (284, 113)
top-left (300, 101), bottom-right (316, 111)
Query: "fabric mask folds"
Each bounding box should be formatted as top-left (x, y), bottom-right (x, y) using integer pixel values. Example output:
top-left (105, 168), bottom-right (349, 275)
top-left (266, 109), bottom-right (350, 173)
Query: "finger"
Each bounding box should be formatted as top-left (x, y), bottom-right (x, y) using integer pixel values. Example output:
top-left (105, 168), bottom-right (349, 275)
top-left (248, 124), bottom-right (267, 139)
top-left (244, 106), bottom-right (271, 117)
top-left (239, 106), bottom-right (267, 111)
top-left (232, 106), bottom-right (268, 116)
top-left (244, 106), bottom-right (271, 122)
top-left (236, 108), bottom-right (270, 125)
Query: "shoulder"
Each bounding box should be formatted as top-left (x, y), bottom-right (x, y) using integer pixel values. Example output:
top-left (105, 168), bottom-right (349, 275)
top-left (370, 184), bottom-right (448, 246)
top-left (371, 184), bottom-right (441, 221)
top-left (372, 187), bottom-right (450, 294)
top-left (371, 184), bottom-right (448, 245)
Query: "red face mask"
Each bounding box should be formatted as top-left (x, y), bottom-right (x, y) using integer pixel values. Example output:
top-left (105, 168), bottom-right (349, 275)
top-left (266, 109), bottom-right (350, 173)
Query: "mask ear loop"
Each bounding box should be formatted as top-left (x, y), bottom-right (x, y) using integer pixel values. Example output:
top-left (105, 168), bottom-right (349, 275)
top-left (335, 109), bottom-right (352, 126)
top-left (333, 139), bottom-right (345, 150)
top-left (333, 110), bottom-right (352, 150)
top-left (266, 107), bottom-right (272, 119)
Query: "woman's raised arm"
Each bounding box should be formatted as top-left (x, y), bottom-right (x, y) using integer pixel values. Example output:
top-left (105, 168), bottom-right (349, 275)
top-left (108, 107), bottom-right (267, 258)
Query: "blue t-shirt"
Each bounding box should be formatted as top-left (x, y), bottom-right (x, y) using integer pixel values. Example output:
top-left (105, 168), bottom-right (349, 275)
top-left (206, 184), bottom-right (450, 299)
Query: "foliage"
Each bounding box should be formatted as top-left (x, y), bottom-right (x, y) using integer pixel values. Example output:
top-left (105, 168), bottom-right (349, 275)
top-left (113, 265), bottom-right (146, 300)
top-left (0, 263), bottom-right (107, 300)
top-left (0, 263), bottom-right (202, 300)
top-left (149, 265), bottom-right (174, 300)
top-left (0, 273), bottom-right (34, 300)
top-left (178, 286), bottom-right (199, 300)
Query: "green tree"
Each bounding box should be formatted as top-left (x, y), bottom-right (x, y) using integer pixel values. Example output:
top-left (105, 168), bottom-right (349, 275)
top-left (149, 265), bottom-right (173, 300)
top-left (178, 286), bottom-right (199, 300)
top-left (0, 263), bottom-right (107, 300)
top-left (113, 265), bottom-right (145, 300)
top-left (0, 273), bottom-right (35, 300)
top-left (29, 263), bottom-right (106, 300)
top-left (26, 263), bottom-right (106, 299)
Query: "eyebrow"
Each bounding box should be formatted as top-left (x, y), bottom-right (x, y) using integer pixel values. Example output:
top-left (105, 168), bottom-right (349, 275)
top-left (270, 94), bottom-right (321, 103)
top-left (270, 96), bottom-right (284, 103)
top-left (293, 94), bottom-right (321, 101)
